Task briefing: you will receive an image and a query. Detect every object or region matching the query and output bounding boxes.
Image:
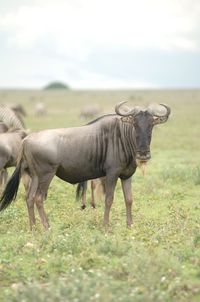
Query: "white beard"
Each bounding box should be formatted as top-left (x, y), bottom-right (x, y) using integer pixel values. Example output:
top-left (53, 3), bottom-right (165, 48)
top-left (136, 159), bottom-right (148, 177)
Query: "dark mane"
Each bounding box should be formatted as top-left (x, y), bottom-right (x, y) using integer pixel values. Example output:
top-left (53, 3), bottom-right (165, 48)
top-left (86, 114), bottom-right (116, 125)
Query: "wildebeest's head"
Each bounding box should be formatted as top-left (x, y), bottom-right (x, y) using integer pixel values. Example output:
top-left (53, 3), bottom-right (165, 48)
top-left (115, 102), bottom-right (171, 163)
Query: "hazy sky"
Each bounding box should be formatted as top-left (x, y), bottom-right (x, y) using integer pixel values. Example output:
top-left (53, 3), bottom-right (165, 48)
top-left (0, 0), bottom-right (200, 89)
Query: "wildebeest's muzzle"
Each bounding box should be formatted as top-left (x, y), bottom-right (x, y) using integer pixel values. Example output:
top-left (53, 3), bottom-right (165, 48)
top-left (136, 150), bottom-right (151, 161)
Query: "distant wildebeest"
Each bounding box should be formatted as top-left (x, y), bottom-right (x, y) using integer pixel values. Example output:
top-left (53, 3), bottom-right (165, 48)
top-left (0, 102), bottom-right (170, 230)
top-left (76, 177), bottom-right (106, 209)
top-left (80, 104), bottom-right (101, 120)
top-left (35, 102), bottom-right (47, 116)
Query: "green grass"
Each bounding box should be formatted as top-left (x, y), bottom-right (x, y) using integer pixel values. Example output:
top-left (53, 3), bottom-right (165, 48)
top-left (0, 89), bottom-right (200, 301)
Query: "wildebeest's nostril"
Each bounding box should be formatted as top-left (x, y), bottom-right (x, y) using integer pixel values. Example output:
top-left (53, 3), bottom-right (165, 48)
top-left (138, 151), bottom-right (150, 156)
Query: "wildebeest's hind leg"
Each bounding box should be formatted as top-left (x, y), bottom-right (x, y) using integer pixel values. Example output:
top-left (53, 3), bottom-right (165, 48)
top-left (34, 172), bottom-right (55, 230)
top-left (24, 175), bottom-right (37, 230)
top-left (121, 177), bottom-right (133, 227)
top-left (103, 175), bottom-right (118, 226)
top-left (34, 191), bottom-right (49, 230)
top-left (22, 172), bottom-right (31, 194)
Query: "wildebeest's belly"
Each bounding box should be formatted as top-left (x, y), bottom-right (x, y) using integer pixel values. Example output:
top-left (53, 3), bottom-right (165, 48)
top-left (56, 165), bottom-right (105, 184)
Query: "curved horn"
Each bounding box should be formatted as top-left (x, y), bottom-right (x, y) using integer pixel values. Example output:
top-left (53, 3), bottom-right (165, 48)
top-left (147, 103), bottom-right (171, 125)
top-left (153, 103), bottom-right (171, 117)
top-left (0, 106), bottom-right (24, 129)
top-left (115, 101), bottom-right (140, 116)
top-left (147, 103), bottom-right (171, 117)
top-left (159, 103), bottom-right (171, 117)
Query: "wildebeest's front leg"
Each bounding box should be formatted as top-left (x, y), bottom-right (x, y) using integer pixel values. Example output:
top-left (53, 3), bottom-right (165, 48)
top-left (104, 175), bottom-right (118, 226)
top-left (121, 177), bottom-right (133, 227)
top-left (90, 180), bottom-right (96, 208)
top-left (34, 170), bottom-right (55, 230)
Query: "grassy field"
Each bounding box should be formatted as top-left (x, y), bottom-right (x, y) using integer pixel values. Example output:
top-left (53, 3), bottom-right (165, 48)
top-left (0, 89), bottom-right (200, 301)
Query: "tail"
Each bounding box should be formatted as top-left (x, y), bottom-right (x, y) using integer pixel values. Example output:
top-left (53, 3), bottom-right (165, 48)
top-left (0, 164), bottom-right (22, 211)
top-left (76, 181), bottom-right (87, 201)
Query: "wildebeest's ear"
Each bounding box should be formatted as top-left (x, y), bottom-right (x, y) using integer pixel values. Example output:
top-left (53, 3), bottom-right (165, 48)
top-left (121, 116), bottom-right (134, 124)
top-left (153, 115), bottom-right (169, 125)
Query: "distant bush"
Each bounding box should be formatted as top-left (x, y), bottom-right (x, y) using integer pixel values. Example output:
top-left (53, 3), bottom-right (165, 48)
top-left (44, 81), bottom-right (70, 90)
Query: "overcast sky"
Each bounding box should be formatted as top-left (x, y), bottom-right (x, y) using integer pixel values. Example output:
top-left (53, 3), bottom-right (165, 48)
top-left (0, 0), bottom-right (200, 89)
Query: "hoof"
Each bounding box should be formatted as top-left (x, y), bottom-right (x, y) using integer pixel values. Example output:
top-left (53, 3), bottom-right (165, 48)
top-left (81, 205), bottom-right (86, 210)
top-left (127, 223), bottom-right (132, 229)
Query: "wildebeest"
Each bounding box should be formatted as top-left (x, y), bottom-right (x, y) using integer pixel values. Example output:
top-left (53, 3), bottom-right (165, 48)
top-left (76, 177), bottom-right (106, 209)
top-left (0, 105), bottom-right (24, 130)
top-left (0, 102), bottom-right (170, 230)
top-left (0, 129), bottom-right (27, 185)
top-left (0, 123), bottom-right (9, 187)
top-left (0, 122), bottom-right (9, 187)
top-left (0, 106), bottom-right (27, 188)
top-left (80, 104), bottom-right (101, 120)
top-left (11, 104), bottom-right (26, 128)
top-left (35, 102), bottom-right (47, 116)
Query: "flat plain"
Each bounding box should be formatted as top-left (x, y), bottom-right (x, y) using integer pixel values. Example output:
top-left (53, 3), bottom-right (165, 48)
top-left (0, 89), bottom-right (199, 301)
